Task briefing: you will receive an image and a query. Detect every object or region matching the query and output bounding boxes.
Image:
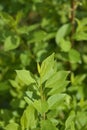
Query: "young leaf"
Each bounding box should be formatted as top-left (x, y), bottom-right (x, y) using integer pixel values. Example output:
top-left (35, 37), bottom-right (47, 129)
top-left (24, 96), bottom-right (33, 105)
top-left (76, 111), bottom-right (87, 129)
top-left (33, 99), bottom-right (49, 114)
top-left (65, 111), bottom-right (75, 130)
top-left (5, 123), bottom-right (20, 130)
top-left (47, 94), bottom-right (67, 109)
top-left (48, 81), bottom-right (69, 95)
top-left (41, 119), bottom-right (58, 130)
top-left (45, 71), bottom-right (69, 88)
top-left (16, 70), bottom-right (36, 85)
top-left (45, 70), bottom-right (69, 95)
top-left (40, 53), bottom-right (55, 83)
top-left (21, 105), bottom-right (36, 130)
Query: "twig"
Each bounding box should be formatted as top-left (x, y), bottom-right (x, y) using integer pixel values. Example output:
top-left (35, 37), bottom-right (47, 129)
top-left (70, 0), bottom-right (76, 46)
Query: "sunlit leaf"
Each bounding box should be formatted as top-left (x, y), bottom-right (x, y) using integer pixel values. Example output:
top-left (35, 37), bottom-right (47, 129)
top-left (21, 105), bottom-right (36, 130)
top-left (16, 70), bottom-right (36, 85)
top-left (56, 23), bottom-right (71, 44)
top-left (5, 123), bottom-right (20, 130)
top-left (73, 32), bottom-right (87, 41)
top-left (76, 111), bottom-right (87, 129)
top-left (40, 53), bottom-right (55, 83)
top-left (45, 71), bottom-right (69, 88)
top-left (48, 81), bottom-right (69, 95)
top-left (65, 111), bottom-right (75, 130)
top-left (69, 49), bottom-right (81, 63)
top-left (59, 39), bottom-right (71, 52)
top-left (41, 119), bottom-right (58, 130)
top-left (47, 94), bottom-right (67, 109)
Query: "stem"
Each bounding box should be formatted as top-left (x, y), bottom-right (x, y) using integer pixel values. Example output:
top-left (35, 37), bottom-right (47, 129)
top-left (70, 0), bottom-right (76, 46)
top-left (40, 79), bottom-right (46, 120)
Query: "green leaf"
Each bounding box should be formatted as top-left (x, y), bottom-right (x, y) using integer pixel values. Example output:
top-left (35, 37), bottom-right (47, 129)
top-left (33, 100), bottom-right (41, 113)
top-left (49, 118), bottom-right (59, 126)
top-left (28, 30), bottom-right (47, 43)
top-left (33, 100), bottom-right (49, 114)
top-left (45, 71), bottom-right (69, 88)
top-left (76, 18), bottom-right (87, 32)
top-left (69, 49), bottom-right (81, 63)
top-left (0, 12), bottom-right (14, 25)
top-left (48, 81), bottom-right (69, 95)
top-left (71, 74), bottom-right (86, 85)
top-left (21, 105), bottom-right (36, 130)
top-left (41, 120), bottom-right (58, 130)
top-left (47, 94), bottom-right (67, 109)
top-left (45, 70), bottom-right (69, 95)
top-left (76, 111), bottom-right (87, 129)
top-left (15, 11), bottom-right (23, 26)
top-left (33, 31), bottom-right (46, 42)
top-left (20, 53), bottom-right (29, 66)
top-left (17, 24), bottom-right (39, 34)
top-left (44, 32), bottom-right (56, 41)
top-left (56, 23), bottom-right (71, 44)
top-left (4, 35), bottom-right (20, 51)
top-left (73, 32), bottom-right (87, 41)
top-left (16, 70), bottom-right (36, 85)
top-left (10, 79), bottom-right (20, 89)
top-left (73, 18), bottom-right (87, 41)
top-left (47, 109), bottom-right (58, 119)
top-left (17, 26), bottom-right (29, 34)
top-left (65, 111), bottom-right (75, 130)
top-left (59, 39), bottom-right (71, 52)
top-left (40, 53), bottom-right (55, 83)
top-left (24, 96), bottom-right (33, 105)
top-left (5, 123), bottom-right (20, 130)
top-left (31, 128), bottom-right (40, 130)
top-left (28, 24), bottom-right (40, 32)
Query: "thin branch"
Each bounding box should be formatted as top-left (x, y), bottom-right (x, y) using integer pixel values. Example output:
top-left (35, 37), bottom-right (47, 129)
top-left (70, 0), bottom-right (76, 46)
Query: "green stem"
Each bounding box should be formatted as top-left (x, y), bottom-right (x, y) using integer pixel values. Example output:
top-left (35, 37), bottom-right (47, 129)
top-left (40, 79), bottom-right (46, 120)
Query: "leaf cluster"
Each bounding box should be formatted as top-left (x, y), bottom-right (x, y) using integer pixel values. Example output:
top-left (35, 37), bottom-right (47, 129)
top-left (0, 0), bottom-right (87, 130)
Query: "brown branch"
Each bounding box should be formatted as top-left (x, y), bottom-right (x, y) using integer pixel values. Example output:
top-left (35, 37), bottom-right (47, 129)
top-left (70, 0), bottom-right (76, 46)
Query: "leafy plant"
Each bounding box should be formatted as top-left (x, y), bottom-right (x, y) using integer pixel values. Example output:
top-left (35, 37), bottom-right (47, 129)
top-left (6, 53), bottom-right (70, 130)
top-left (0, 0), bottom-right (87, 130)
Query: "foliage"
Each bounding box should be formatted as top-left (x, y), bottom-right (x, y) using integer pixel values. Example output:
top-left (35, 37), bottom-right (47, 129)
top-left (0, 0), bottom-right (87, 130)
